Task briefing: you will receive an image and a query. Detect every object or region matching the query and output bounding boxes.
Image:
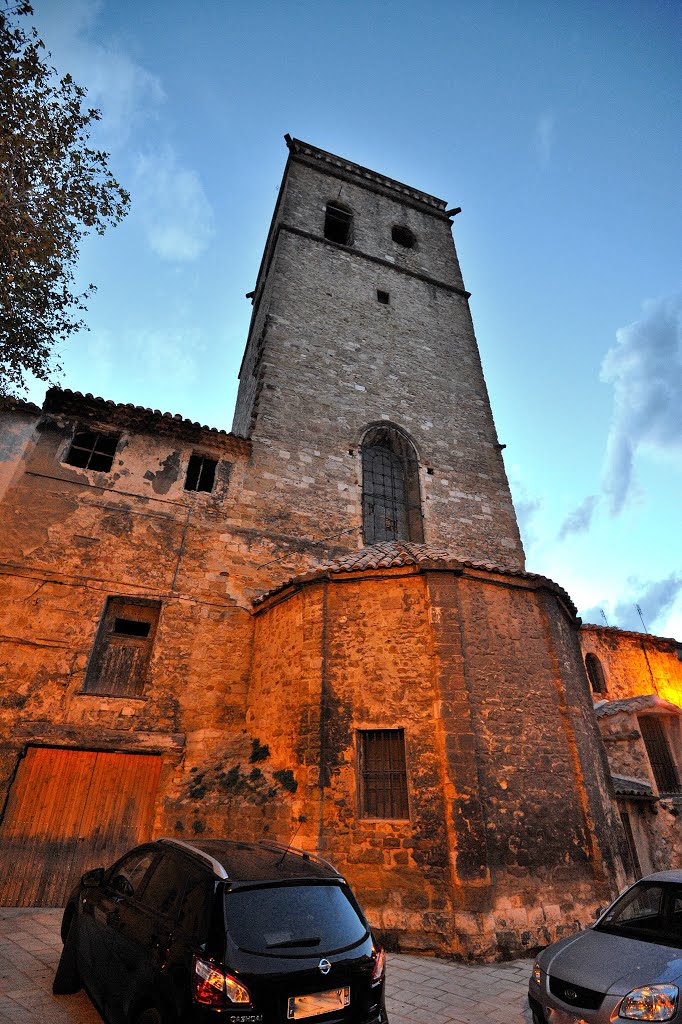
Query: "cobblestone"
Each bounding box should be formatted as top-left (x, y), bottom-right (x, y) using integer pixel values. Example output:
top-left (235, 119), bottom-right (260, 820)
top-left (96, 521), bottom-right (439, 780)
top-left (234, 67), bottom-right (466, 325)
top-left (0, 909), bottom-right (533, 1023)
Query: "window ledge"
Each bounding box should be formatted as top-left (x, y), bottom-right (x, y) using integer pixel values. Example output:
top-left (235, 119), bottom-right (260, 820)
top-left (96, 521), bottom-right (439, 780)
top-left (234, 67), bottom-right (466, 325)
top-left (76, 691), bottom-right (148, 701)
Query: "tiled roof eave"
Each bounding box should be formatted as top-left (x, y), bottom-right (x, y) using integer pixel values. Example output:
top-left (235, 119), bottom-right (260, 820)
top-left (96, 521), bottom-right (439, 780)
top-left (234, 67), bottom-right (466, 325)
top-left (252, 541), bottom-right (578, 613)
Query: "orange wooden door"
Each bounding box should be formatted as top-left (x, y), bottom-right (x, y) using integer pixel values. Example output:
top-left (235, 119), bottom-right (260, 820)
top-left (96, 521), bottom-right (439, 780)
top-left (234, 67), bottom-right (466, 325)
top-left (0, 747), bottom-right (161, 907)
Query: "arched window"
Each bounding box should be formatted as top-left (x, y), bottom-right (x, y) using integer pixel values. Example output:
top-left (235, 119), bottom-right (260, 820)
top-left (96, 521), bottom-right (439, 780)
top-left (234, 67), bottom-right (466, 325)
top-left (585, 653), bottom-right (606, 695)
top-left (324, 202), bottom-right (353, 246)
top-left (361, 425), bottom-right (423, 544)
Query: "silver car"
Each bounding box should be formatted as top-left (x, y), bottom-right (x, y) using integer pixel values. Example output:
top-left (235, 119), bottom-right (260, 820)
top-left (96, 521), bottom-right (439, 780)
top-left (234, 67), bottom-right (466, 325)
top-left (529, 871), bottom-right (682, 1023)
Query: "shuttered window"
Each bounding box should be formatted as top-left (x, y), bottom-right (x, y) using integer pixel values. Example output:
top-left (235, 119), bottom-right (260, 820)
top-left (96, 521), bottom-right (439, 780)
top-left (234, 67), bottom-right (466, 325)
top-left (359, 729), bottom-right (409, 819)
top-left (639, 716), bottom-right (681, 795)
top-left (84, 598), bottom-right (161, 697)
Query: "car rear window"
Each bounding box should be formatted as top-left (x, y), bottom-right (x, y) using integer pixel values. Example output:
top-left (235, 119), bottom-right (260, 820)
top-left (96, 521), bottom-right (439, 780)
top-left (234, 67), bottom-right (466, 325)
top-left (224, 882), bottom-right (368, 956)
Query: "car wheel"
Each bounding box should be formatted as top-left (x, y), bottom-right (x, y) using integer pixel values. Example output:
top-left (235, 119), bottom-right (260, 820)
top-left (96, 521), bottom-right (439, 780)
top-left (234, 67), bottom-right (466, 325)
top-left (135, 1008), bottom-right (163, 1024)
top-left (52, 914), bottom-right (81, 995)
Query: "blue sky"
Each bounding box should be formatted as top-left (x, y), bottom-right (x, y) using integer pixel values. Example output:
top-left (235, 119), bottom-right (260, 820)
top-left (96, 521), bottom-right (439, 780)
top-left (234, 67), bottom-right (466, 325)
top-left (25, 0), bottom-right (682, 638)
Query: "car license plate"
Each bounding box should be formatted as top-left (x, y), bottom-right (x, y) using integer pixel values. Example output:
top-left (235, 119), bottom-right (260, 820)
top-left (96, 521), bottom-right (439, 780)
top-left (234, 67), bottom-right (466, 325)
top-left (287, 986), bottom-right (350, 1019)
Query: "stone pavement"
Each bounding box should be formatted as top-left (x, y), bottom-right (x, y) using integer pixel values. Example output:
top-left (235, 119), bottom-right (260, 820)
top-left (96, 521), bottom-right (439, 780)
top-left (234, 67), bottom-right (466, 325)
top-left (0, 909), bottom-right (534, 1023)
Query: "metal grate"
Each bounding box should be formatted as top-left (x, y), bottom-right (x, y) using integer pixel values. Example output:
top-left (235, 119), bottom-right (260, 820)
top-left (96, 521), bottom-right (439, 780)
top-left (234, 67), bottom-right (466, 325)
top-left (639, 716), bottom-right (681, 795)
top-left (549, 975), bottom-right (605, 1011)
top-left (360, 730), bottom-right (409, 819)
top-left (362, 445), bottom-right (409, 542)
top-left (324, 202), bottom-right (353, 245)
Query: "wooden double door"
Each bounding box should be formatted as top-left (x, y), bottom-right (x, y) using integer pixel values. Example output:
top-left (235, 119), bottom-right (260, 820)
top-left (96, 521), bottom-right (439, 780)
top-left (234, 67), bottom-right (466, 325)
top-left (0, 747), bottom-right (161, 906)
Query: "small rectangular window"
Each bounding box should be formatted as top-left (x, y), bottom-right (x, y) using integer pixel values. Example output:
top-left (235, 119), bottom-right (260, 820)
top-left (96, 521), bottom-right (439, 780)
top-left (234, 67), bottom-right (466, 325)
top-left (377, 290), bottom-right (390, 305)
top-left (84, 598), bottom-right (160, 697)
top-left (64, 428), bottom-right (120, 473)
top-left (185, 454), bottom-right (217, 493)
top-left (359, 729), bottom-right (409, 819)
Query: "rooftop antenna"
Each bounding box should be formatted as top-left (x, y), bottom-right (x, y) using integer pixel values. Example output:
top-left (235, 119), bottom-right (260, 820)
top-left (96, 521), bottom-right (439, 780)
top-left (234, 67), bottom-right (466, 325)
top-left (636, 604), bottom-right (649, 634)
top-left (600, 608), bottom-right (609, 627)
top-left (276, 815), bottom-right (307, 866)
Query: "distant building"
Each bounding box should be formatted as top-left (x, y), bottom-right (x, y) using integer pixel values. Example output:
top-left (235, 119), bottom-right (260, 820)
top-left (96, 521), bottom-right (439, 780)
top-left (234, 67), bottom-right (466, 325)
top-left (0, 138), bottom-right (679, 959)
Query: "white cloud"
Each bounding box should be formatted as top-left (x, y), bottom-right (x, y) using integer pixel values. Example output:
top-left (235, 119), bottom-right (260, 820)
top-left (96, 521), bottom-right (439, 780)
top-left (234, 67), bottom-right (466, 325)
top-left (580, 573), bottom-right (682, 636)
top-left (134, 148), bottom-right (215, 262)
top-left (33, 0), bottom-right (165, 149)
top-left (129, 327), bottom-right (202, 385)
top-left (557, 493), bottom-right (600, 540)
top-left (601, 294), bottom-right (682, 514)
top-left (533, 112), bottom-right (555, 168)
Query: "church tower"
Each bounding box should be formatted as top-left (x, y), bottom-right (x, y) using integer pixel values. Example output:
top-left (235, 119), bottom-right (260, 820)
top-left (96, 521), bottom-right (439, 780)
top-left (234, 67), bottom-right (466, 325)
top-left (233, 137), bottom-right (524, 570)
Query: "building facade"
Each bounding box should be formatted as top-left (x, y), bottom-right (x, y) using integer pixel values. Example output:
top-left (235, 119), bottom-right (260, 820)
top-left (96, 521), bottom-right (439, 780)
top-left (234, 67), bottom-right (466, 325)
top-left (0, 138), bottom-right (679, 959)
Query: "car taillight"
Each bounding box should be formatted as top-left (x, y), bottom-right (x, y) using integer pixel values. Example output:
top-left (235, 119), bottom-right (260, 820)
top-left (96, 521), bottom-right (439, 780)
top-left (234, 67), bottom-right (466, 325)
top-left (192, 955), bottom-right (252, 1008)
top-left (371, 946), bottom-right (386, 986)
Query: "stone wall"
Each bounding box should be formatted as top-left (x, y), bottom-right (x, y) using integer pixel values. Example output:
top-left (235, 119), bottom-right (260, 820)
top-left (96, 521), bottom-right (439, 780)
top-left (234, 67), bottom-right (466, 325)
top-left (233, 142), bottom-right (525, 571)
top-left (249, 559), bottom-right (626, 959)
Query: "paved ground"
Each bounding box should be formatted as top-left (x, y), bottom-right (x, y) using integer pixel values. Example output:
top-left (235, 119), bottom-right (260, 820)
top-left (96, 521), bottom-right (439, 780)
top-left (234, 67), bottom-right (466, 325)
top-left (0, 909), bottom-right (534, 1023)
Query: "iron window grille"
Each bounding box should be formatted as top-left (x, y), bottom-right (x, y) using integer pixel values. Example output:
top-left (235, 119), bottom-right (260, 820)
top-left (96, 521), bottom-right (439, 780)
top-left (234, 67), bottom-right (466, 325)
top-left (359, 729), bottom-right (409, 819)
top-left (84, 597), bottom-right (161, 697)
top-left (638, 716), bottom-right (681, 795)
top-left (361, 425), bottom-right (423, 544)
top-left (64, 428), bottom-right (120, 473)
top-left (324, 202), bottom-right (353, 246)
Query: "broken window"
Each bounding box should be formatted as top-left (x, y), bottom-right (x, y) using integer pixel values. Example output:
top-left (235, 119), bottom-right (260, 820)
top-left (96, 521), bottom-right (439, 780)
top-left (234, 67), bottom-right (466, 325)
top-left (84, 598), bottom-right (161, 697)
top-left (361, 425), bottom-right (423, 544)
top-left (64, 427), bottom-right (120, 473)
top-left (585, 653), bottom-right (607, 695)
top-left (391, 225), bottom-right (416, 249)
top-left (324, 202), bottom-right (353, 246)
top-left (359, 729), bottom-right (409, 819)
top-left (377, 290), bottom-right (390, 305)
top-left (639, 716), bottom-right (681, 795)
top-left (185, 454), bottom-right (217, 493)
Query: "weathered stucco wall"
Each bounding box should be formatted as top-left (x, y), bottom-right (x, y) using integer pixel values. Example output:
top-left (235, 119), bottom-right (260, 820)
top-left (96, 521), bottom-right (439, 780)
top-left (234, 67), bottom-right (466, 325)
top-left (581, 624), bottom-right (682, 706)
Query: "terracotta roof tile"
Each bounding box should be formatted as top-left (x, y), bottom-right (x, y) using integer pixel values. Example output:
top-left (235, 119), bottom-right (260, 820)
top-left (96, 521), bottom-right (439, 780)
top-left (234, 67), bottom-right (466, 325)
top-left (611, 775), bottom-right (655, 798)
top-left (594, 694), bottom-right (682, 718)
top-left (581, 622), bottom-right (680, 646)
top-left (253, 541), bottom-right (578, 611)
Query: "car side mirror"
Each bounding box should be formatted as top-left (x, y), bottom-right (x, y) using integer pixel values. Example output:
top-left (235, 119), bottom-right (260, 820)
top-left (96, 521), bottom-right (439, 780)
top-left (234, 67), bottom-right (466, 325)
top-left (82, 867), bottom-right (105, 888)
top-left (110, 873), bottom-right (134, 898)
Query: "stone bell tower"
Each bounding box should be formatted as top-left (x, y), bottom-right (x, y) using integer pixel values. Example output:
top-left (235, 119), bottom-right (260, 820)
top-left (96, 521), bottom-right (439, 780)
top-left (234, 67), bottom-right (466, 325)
top-left (233, 137), bottom-right (524, 570)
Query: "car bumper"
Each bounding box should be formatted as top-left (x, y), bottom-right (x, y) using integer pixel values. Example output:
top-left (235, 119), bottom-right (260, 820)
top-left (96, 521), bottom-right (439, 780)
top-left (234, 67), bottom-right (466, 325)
top-left (529, 978), bottom-right (682, 1024)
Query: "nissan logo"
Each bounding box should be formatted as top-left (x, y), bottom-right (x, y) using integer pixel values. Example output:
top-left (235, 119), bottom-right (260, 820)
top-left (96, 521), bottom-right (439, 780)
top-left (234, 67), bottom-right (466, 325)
top-left (318, 959), bottom-right (332, 975)
top-left (564, 988), bottom-right (578, 1002)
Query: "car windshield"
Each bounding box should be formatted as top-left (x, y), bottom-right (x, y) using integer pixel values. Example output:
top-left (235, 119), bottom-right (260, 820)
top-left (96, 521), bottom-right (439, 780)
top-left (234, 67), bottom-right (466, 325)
top-left (595, 881), bottom-right (682, 947)
top-left (224, 882), bottom-right (368, 956)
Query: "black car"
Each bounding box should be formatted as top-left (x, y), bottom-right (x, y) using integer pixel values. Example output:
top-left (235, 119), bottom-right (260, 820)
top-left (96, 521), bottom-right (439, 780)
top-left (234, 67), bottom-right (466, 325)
top-left (53, 837), bottom-right (388, 1024)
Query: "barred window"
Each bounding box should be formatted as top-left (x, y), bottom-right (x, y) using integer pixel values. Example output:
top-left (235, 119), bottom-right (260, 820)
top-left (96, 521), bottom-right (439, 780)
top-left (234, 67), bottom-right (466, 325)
top-left (84, 598), bottom-right (161, 697)
top-left (324, 202), bottom-right (353, 246)
top-left (359, 729), bottom-right (409, 819)
top-left (64, 428), bottom-right (120, 473)
top-left (361, 425), bottom-right (423, 544)
top-left (639, 716), bottom-right (681, 795)
top-left (585, 653), bottom-right (606, 694)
